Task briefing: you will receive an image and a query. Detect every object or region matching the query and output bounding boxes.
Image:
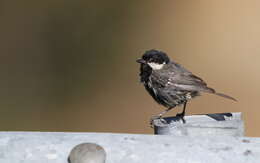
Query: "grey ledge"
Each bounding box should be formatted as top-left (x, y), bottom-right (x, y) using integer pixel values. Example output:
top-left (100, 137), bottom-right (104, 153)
top-left (0, 131), bottom-right (260, 163)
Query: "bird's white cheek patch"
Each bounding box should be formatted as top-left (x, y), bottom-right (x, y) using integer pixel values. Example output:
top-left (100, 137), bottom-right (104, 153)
top-left (148, 62), bottom-right (165, 70)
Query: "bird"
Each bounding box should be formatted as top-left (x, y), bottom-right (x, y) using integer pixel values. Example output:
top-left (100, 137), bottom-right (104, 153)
top-left (136, 49), bottom-right (236, 123)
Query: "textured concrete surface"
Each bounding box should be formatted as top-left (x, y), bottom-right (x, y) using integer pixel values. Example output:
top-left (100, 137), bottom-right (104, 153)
top-left (0, 132), bottom-right (259, 163)
top-left (154, 112), bottom-right (244, 136)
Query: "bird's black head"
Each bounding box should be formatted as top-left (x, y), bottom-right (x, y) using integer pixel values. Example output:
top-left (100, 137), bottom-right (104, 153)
top-left (137, 49), bottom-right (170, 83)
top-left (136, 49), bottom-right (170, 70)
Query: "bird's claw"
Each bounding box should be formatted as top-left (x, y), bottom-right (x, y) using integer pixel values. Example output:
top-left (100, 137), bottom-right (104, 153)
top-left (175, 113), bottom-right (186, 123)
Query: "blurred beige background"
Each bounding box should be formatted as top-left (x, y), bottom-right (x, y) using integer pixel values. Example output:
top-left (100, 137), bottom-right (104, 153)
top-left (0, 0), bottom-right (259, 136)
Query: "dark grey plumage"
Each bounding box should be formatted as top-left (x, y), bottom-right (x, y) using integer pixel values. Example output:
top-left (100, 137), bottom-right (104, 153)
top-left (136, 49), bottom-right (236, 122)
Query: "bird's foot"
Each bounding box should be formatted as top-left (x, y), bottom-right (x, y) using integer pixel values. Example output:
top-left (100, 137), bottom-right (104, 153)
top-left (175, 112), bottom-right (186, 123)
top-left (150, 116), bottom-right (167, 128)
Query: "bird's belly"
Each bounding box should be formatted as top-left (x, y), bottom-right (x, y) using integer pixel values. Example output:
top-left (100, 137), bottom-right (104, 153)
top-left (145, 83), bottom-right (199, 108)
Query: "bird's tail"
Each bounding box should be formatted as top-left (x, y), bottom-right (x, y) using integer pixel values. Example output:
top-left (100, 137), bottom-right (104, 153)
top-left (203, 87), bottom-right (237, 101)
top-left (214, 92), bottom-right (237, 101)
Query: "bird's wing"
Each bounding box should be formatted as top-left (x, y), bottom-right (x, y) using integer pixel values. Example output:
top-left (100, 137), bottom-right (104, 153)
top-left (171, 73), bottom-right (207, 86)
top-left (151, 63), bottom-right (214, 93)
top-left (151, 62), bottom-right (236, 101)
top-left (169, 73), bottom-right (215, 93)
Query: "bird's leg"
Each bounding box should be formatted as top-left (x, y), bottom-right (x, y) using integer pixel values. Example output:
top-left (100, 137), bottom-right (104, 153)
top-left (178, 101), bottom-right (187, 117)
top-left (176, 101), bottom-right (187, 123)
top-left (158, 107), bottom-right (174, 117)
top-left (150, 107), bottom-right (173, 126)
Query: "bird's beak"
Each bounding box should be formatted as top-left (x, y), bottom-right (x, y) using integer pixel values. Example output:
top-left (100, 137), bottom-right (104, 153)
top-left (136, 58), bottom-right (146, 64)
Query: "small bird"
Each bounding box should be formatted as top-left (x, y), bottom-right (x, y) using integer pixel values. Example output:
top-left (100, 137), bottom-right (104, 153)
top-left (136, 49), bottom-right (236, 123)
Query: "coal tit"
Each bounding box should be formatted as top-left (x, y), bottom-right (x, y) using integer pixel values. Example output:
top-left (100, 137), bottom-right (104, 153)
top-left (136, 49), bottom-right (236, 123)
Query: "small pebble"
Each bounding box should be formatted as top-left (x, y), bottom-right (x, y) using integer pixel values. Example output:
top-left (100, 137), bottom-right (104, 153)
top-left (68, 143), bottom-right (106, 163)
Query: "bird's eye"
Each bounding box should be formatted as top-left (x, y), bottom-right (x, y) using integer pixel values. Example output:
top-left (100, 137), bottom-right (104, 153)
top-left (143, 56), bottom-right (148, 61)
